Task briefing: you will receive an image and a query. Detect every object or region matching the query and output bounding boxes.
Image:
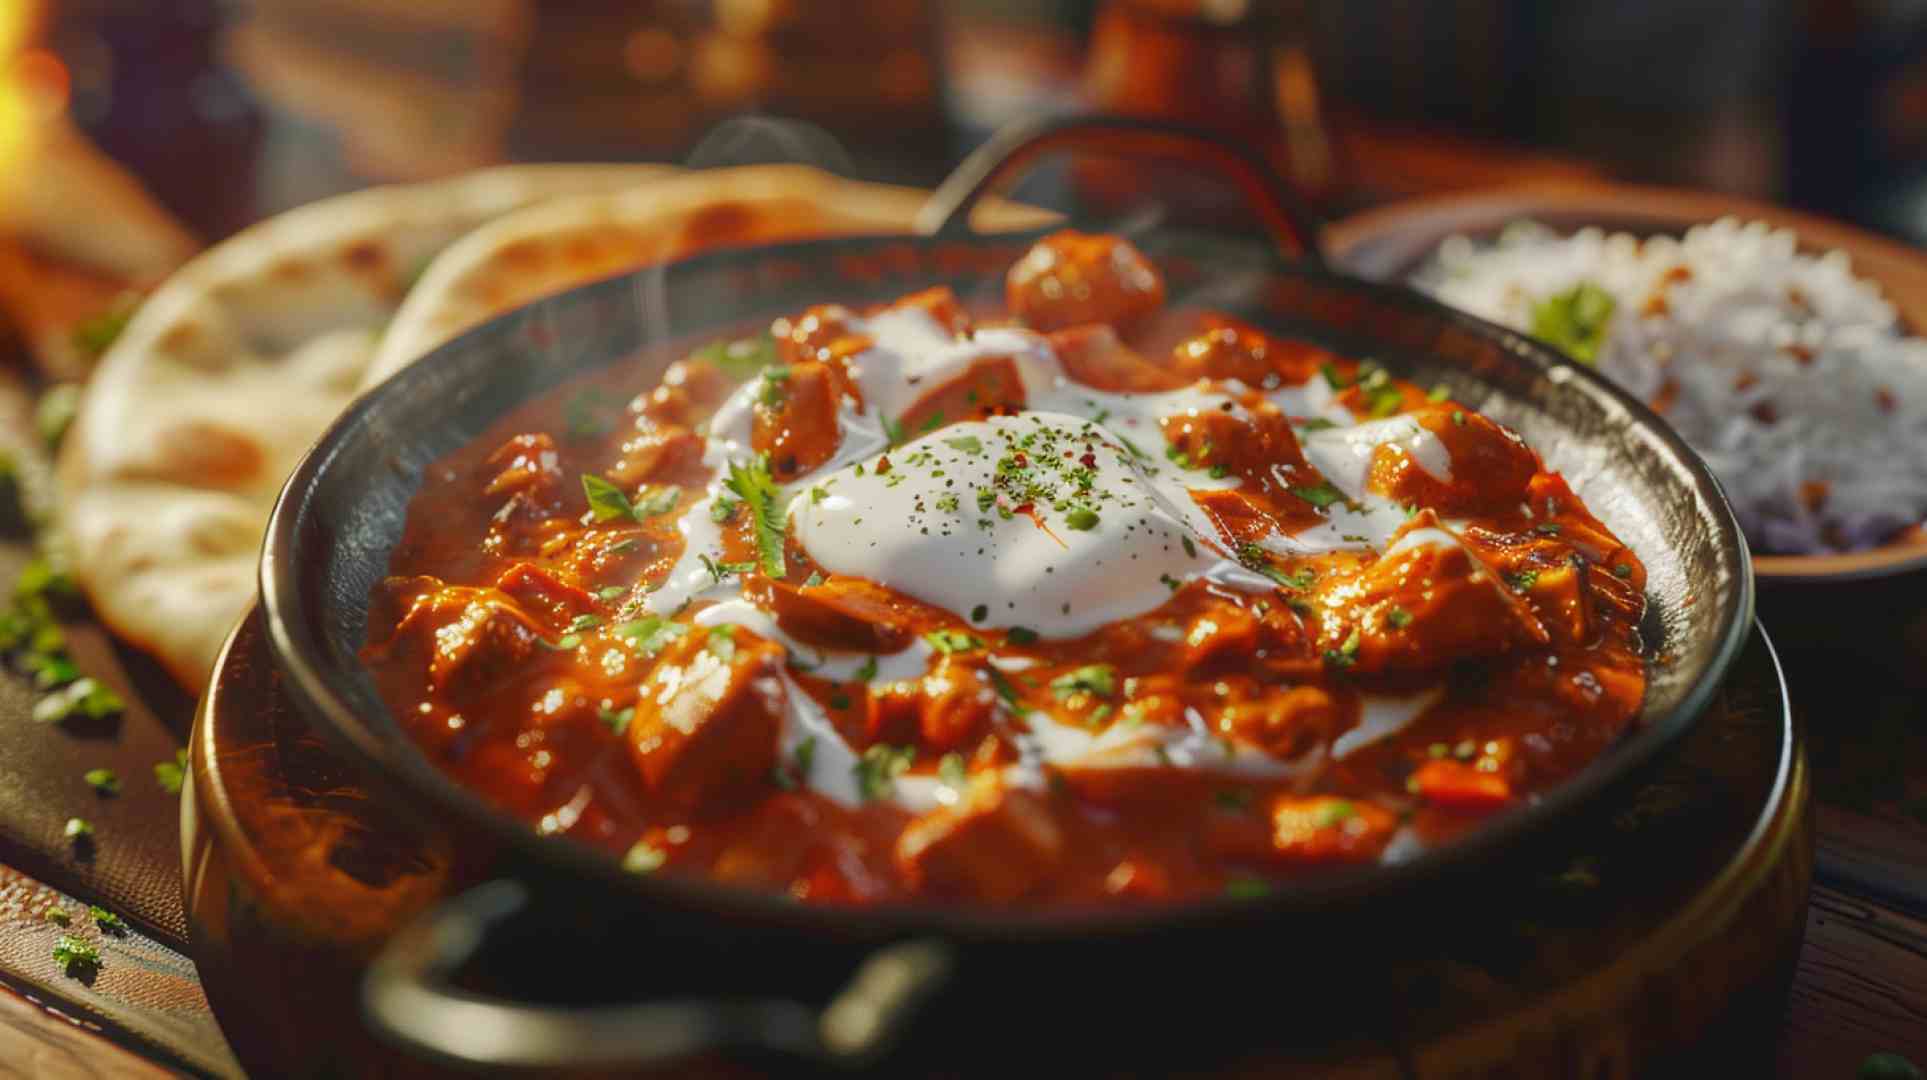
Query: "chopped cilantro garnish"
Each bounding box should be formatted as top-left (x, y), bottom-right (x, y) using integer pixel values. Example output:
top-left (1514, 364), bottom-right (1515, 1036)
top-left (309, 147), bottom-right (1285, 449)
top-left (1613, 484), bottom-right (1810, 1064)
top-left (44, 907), bottom-right (70, 925)
top-left (32, 677), bottom-right (124, 725)
top-left (939, 752), bottom-right (968, 788)
top-left (853, 744), bottom-right (916, 801)
top-left (634, 487), bottom-right (681, 519)
top-left (90, 906), bottom-right (125, 932)
top-left (83, 768), bottom-right (119, 796)
top-left (53, 935), bottom-right (99, 976)
top-left (853, 655), bottom-right (878, 683)
top-left (1529, 281), bottom-right (1616, 365)
top-left (773, 736), bottom-right (817, 791)
top-left (1320, 363), bottom-right (1350, 390)
top-left (705, 625), bottom-right (738, 660)
top-left (969, 604), bottom-right (987, 623)
top-left (154, 749), bottom-right (188, 795)
top-left (1427, 385), bottom-right (1452, 402)
top-left (923, 629), bottom-right (984, 655)
top-left (1312, 800), bottom-right (1358, 829)
top-left (943, 435), bottom-right (983, 454)
top-left (1064, 507), bottom-right (1100, 531)
top-left (1050, 664), bottom-right (1116, 700)
top-left (600, 705), bottom-right (635, 735)
top-left (581, 474), bottom-right (634, 522)
top-left (63, 818), bottom-right (92, 840)
top-left (1507, 569), bottom-right (1539, 592)
top-left (709, 494), bottom-right (740, 524)
top-left (881, 414), bottom-right (905, 446)
top-left (1006, 626), bottom-right (1039, 645)
top-left (1323, 628), bottom-right (1361, 670)
top-left (699, 554), bottom-right (755, 583)
top-left (1452, 410), bottom-right (1466, 426)
top-left (1289, 482), bottom-right (1345, 509)
top-left (724, 455), bottom-right (787, 579)
top-left (598, 585), bottom-right (627, 601)
top-left (611, 616), bottom-right (687, 656)
top-left (567, 614), bottom-right (604, 633)
top-left (1387, 607), bottom-right (1414, 630)
top-left (1613, 563), bottom-right (1633, 579)
top-left (1295, 417), bottom-right (1337, 432)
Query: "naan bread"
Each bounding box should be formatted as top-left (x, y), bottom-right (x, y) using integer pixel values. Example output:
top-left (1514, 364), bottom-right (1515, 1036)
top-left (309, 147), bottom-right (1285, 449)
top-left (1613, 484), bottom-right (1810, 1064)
top-left (59, 164), bottom-right (671, 690)
top-left (363, 164), bottom-right (1057, 387)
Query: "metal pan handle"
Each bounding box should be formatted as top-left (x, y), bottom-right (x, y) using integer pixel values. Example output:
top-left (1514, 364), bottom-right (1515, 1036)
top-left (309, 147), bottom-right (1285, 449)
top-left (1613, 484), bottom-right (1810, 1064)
top-left (362, 880), bottom-right (953, 1072)
top-left (914, 113), bottom-right (1324, 264)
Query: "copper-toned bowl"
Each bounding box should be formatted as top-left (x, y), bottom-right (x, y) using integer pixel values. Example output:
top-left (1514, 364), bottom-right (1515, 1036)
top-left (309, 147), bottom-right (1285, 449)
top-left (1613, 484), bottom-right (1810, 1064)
top-left (1327, 182), bottom-right (1927, 587)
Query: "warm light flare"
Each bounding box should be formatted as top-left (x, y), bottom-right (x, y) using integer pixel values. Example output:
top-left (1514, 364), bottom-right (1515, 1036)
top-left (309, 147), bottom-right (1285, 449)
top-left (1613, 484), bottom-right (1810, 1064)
top-left (0, 0), bottom-right (48, 215)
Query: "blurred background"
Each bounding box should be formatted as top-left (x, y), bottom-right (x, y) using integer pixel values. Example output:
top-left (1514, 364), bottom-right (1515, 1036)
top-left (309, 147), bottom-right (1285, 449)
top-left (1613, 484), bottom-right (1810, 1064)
top-left (2, 0), bottom-right (1925, 254)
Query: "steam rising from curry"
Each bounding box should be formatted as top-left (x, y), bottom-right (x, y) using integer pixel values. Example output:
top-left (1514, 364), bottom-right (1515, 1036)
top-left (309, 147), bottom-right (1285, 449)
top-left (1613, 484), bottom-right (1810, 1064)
top-left (364, 231), bottom-right (1647, 907)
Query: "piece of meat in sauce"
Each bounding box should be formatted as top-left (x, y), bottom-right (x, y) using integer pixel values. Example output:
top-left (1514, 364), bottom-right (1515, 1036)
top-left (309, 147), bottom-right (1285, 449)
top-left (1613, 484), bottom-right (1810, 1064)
top-left (372, 580), bottom-right (547, 697)
top-left (896, 772), bottom-right (1064, 902)
top-left (1007, 230), bottom-right (1165, 333)
top-left (627, 625), bottom-right (786, 817)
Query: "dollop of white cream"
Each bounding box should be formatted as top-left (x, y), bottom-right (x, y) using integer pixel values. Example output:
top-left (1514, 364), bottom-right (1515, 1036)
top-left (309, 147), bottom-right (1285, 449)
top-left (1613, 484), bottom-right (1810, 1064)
top-left (791, 412), bottom-right (1210, 638)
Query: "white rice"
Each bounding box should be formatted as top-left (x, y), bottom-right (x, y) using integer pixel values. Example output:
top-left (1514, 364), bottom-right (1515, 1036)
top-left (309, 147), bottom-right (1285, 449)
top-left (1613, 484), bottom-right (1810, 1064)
top-left (1416, 217), bottom-right (1927, 554)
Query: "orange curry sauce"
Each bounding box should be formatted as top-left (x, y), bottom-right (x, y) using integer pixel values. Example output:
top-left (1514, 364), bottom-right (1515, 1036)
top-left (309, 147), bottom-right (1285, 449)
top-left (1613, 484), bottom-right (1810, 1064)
top-left (365, 231), bottom-right (1647, 908)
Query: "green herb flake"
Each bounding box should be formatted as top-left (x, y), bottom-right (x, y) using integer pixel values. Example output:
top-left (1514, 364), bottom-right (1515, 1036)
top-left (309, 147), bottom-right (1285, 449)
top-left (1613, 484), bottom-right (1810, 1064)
top-left (611, 616), bottom-right (688, 656)
top-left (581, 474), bottom-right (636, 522)
top-left (1313, 800), bottom-right (1358, 829)
top-left (923, 629), bottom-right (984, 655)
top-left (89, 906), bottom-right (125, 932)
top-left (943, 435), bottom-right (983, 455)
top-left (724, 455), bottom-right (787, 579)
top-left (853, 744), bottom-right (916, 801)
top-left (634, 487), bottom-right (681, 519)
top-left (1612, 563), bottom-right (1633, 579)
top-left (1507, 569), bottom-right (1539, 592)
top-left (1533, 522), bottom-right (1562, 537)
top-left (1528, 281), bottom-right (1617, 365)
top-left (83, 768), bottom-right (119, 796)
top-left (853, 655), bottom-right (879, 683)
top-left (63, 818), bottom-right (92, 841)
top-left (600, 705), bottom-right (635, 736)
top-left (52, 934), bottom-right (99, 976)
top-left (705, 624), bottom-right (738, 661)
top-left (1006, 626), bottom-right (1039, 646)
top-left (1049, 664), bottom-right (1116, 701)
top-left (1290, 482), bottom-right (1346, 509)
top-left (1064, 507), bottom-right (1100, 531)
top-left (154, 749), bottom-right (188, 795)
top-left (1387, 607), bottom-right (1414, 630)
top-left (939, 752), bottom-right (968, 788)
top-left (1319, 363), bottom-right (1350, 390)
top-left (773, 736), bottom-right (817, 791)
top-left (1427, 385), bottom-right (1452, 402)
top-left (44, 907), bottom-right (70, 926)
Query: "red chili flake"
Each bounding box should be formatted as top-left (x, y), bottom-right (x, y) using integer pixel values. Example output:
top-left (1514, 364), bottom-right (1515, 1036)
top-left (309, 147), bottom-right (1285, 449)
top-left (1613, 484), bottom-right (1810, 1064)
top-left (1080, 452), bottom-right (1098, 468)
top-left (1012, 452), bottom-right (1029, 468)
top-left (1786, 344), bottom-right (1815, 364)
top-left (875, 455), bottom-right (892, 474)
top-left (1748, 400), bottom-right (1779, 424)
top-left (1876, 388), bottom-right (1897, 413)
top-left (1799, 481), bottom-right (1829, 513)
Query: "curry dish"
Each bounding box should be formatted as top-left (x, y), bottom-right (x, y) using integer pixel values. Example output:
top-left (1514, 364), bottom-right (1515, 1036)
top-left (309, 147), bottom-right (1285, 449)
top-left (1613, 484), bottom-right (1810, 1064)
top-left (365, 231), bottom-right (1648, 907)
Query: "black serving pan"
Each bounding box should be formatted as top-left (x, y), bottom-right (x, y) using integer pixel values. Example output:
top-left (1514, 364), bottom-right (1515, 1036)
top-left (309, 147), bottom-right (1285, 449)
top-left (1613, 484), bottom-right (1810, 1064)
top-left (258, 116), bottom-right (1754, 1073)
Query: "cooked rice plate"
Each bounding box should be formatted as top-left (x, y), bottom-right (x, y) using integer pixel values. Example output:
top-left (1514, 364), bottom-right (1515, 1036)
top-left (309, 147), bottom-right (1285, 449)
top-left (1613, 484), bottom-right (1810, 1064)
top-left (1417, 218), bottom-right (1927, 555)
